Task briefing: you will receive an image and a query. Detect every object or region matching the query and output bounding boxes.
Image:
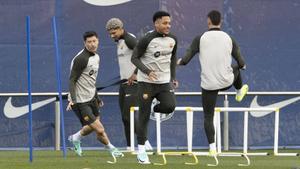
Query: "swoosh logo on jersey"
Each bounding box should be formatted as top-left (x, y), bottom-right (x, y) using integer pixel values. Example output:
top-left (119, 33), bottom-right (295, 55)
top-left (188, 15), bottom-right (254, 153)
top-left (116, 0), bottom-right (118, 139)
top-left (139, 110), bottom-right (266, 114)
top-left (83, 0), bottom-right (133, 6)
top-left (250, 96), bottom-right (300, 117)
top-left (4, 97), bottom-right (56, 118)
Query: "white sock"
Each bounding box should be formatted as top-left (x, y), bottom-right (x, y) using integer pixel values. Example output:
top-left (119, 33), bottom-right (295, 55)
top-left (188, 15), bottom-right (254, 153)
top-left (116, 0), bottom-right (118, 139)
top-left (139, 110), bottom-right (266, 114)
top-left (138, 144), bottom-right (145, 153)
top-left (209, 143), bottom-right (216, 151)
top-left (72, 130), bottom-right (83, 141)
top-left (145, 140), bottom-right (151, 147)
top-left (105, 143), bottom-right (115, 150)
top-left (145, 140), bottom-right (152, 150)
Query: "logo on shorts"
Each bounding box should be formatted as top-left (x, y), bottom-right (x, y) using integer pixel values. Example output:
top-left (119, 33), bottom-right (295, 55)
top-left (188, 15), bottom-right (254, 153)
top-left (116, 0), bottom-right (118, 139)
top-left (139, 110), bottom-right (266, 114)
top-left (143, 94), bottom-right (148, 100)
top-left (84, 116), bottom-right (90, 121)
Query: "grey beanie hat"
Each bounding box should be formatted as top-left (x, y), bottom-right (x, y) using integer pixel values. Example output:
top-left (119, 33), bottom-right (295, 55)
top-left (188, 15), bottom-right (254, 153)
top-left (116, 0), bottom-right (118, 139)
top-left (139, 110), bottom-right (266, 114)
top-left (106, 18), bottom-right (123, 30)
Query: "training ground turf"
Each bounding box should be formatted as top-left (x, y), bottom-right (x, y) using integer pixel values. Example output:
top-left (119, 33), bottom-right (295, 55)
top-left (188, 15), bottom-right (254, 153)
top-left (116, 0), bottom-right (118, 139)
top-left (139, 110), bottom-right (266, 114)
top-left (0, 150), bottom-right (299, 169)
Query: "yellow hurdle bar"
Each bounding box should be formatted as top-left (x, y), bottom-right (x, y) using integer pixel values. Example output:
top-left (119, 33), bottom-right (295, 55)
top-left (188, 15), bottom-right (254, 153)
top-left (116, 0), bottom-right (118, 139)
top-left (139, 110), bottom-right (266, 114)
top-left (153, 151), bottom-right (199, 165)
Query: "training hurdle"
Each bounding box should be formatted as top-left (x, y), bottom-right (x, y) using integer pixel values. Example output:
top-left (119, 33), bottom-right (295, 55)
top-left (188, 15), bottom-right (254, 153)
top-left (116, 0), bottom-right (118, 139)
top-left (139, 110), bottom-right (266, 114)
top-left (211, 107), bottom-right (298, 157)
top-left (129, 106), bottom-right (298, 166)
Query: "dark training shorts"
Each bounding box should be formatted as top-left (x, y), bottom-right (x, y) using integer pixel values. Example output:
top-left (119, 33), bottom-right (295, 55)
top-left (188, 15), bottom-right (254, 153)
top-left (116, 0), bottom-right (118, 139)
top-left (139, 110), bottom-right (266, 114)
top-left (72, 98), bottom-right (100, 126)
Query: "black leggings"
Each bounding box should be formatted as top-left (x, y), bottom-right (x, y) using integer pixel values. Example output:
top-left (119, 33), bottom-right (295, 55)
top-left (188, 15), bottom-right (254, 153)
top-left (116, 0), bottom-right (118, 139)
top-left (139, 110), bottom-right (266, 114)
top-left (202, 65), bottom-right (243, 144)
top-left (119, 83), bottom-right (138, 147)
top-left (136, 82), bottom-right (176, 145)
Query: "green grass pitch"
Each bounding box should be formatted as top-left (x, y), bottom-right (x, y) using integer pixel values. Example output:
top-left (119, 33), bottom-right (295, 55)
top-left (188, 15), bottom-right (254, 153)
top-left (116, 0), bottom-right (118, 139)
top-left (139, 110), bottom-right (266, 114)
top-left (0, 150), bottom-right (299, 169)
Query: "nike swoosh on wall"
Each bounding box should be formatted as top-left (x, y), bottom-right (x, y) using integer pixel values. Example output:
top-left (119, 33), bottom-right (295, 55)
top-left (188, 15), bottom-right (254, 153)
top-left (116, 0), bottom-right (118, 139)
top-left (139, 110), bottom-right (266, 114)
top-left (4, 97), bottom-right (56, 118)
top-left (83, 0), bottom-right (133, 6)
top-left (250, 96), bottom-right (300, 117)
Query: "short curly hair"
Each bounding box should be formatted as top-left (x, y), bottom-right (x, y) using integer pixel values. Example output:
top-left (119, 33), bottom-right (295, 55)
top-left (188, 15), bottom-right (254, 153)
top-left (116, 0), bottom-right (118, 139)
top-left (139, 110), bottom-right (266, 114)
top-left (153, 11), bottom-right (170, 23)
top-left (105, 18), bottom-right (123, 31)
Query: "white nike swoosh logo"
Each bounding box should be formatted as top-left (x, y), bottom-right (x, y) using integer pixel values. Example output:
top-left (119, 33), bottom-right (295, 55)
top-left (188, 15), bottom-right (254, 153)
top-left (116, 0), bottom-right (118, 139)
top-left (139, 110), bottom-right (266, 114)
top-left (4, 97), bottom-right (56, 118)
top-left (250, 96), bottom-right (300, 117)
top-left (83, 0), bottom-right (133, 6)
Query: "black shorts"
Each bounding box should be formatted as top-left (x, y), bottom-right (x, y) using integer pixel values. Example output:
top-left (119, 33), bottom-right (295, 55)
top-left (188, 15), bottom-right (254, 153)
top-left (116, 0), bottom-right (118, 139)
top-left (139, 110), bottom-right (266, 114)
top-left (72, 98), bottom-right (100, 126)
